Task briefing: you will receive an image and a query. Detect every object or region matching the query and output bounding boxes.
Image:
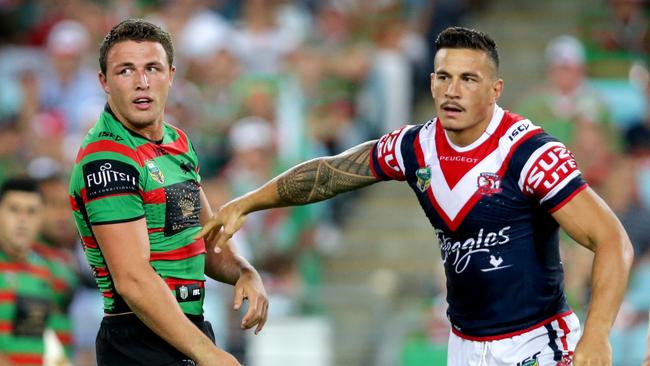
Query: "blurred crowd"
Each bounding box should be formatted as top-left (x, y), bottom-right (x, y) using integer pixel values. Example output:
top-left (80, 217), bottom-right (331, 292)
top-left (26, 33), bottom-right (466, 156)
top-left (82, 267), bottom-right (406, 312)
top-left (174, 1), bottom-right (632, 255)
top-left (0, 0), bottom-right (648, 365)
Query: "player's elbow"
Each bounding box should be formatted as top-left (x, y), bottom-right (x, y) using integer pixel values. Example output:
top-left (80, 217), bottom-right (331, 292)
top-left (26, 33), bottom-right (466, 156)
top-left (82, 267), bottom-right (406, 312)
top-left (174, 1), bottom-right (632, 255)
top-left (112, 267), bottom-right (151, 301)
top-left (620, 235), bottom-right (634, 270)
top-left (610, 221), bottom-right (634, 269)
top-left (597, 228), bottom-right (634, 270)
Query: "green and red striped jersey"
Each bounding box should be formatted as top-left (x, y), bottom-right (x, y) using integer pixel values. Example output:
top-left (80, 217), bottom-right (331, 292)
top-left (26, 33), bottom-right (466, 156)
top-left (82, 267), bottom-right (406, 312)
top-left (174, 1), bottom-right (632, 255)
top-left (32, 242), bottom-right (79, 358)
top-left (0, 250), bottom-right (54, 366)
top-left (69, 106), bottom-right (207, 315)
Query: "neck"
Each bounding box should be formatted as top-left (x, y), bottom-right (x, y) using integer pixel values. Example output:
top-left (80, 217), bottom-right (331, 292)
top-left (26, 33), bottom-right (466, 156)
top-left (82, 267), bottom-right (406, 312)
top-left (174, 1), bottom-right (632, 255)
top-left (107, 101), bottom-right (164, 141)
top-left (446, 105), bottom-right (496, 147)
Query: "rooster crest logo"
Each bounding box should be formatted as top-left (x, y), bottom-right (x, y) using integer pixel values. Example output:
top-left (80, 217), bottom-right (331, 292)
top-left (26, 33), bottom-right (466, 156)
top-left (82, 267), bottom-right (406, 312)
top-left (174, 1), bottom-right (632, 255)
top-left (477, 172), bottom-right (501, 196)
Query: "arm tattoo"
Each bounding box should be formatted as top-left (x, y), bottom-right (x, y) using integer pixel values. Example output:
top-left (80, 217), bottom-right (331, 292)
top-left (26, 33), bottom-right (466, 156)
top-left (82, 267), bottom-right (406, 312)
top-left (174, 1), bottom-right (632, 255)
top-left (277, 141), bottom-right (379, 205)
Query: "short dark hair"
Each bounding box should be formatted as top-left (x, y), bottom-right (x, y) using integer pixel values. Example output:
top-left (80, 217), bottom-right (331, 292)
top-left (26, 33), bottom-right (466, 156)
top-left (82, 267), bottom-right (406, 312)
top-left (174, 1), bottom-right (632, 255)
top-left (0, 177), bottom-right (41, 202)
top-left (99, 18), bottom-right (174, 75)
top-left (435, 26), bottom-right (499, 71)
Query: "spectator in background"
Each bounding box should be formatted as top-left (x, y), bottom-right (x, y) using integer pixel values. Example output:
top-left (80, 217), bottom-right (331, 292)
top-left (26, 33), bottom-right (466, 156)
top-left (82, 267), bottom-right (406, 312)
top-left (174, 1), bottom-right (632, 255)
top-left (31, 174), bottom-right (80, 361)
top-left (516, 35), bottom-right (619, 190)
top-left (596, 0), bottom-right (649, 54)
top-left (0, 177), bottom-right (60, 366)
top-left (21, 19), bottom-right (104, 165)
top-left (41, 19), bottom-right (104, 135)
top-left (581, 0), bottom-right (649, 71)
top-left (201, 116), bottom-right (321, 358)
top-left (365, 5), bottom-right (413, 133)
top-left (359, 2), bottom-right (425, 135)
top-left (231, 0), bottom-right (303, 75)
top-left (622, 77), bottom-right (650, 251)
top-left (0, 118), bottom-right (25, 183)
top-left (184, 40), bottom-right (246, 176)
top-left (217, 116), bottom-right (312, 309)
top-left (625, 74), bottom-right (650, 156)
top-left (516, 34), bottom-right (628, 328)
top-left (578, 0), bottom-right (649, 78)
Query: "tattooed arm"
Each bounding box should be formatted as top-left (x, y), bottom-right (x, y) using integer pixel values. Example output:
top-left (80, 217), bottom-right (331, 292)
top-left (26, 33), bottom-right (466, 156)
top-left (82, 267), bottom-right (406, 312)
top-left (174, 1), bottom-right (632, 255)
top-left (197, 141), bottom-right (380, 247)
top-left (276, 140), bottom-right (379, 205)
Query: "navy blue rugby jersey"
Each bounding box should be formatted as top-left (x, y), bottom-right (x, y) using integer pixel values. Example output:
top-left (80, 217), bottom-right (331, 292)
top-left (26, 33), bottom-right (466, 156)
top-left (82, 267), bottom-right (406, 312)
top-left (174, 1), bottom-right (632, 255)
top-left (370, 106), bottom-right (587, 340)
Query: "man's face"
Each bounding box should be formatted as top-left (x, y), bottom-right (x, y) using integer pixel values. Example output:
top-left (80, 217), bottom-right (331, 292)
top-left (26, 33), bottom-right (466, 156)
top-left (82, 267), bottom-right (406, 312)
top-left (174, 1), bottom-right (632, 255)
top-left (40, 180), bottom-right (77, 248)
top-left (0, 191), bottom-right (43, 259)
top-left (99, 40), bottom-right (175, 129)
top-left (548, 63), bottom-right (584, 95)
top-left (431, 48), bottom-right (502, 142)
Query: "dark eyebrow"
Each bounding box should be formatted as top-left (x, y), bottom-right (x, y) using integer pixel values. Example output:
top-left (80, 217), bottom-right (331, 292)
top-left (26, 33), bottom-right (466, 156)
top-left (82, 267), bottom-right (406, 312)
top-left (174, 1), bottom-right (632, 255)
top-left (461, 72), bottom-right (481, 79)
top-left (435, 69), bottom-right (481, 79)
top-left (113, 62), bottom-right (135, 70)
top-left (145, 61), bottom-right (164, 68)
top-left (113, 61), bottom-right (165, 70)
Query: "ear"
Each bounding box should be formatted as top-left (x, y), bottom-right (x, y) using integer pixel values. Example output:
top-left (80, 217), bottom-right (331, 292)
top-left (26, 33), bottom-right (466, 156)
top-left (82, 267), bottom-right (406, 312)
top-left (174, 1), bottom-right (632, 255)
top-left (492, 78), bottom-right (504, 103)
top-left (430, 72), bottom-right (436, 100)
top-left (169, 65), bottom-right (176, 87)
top-left (98, 72), bottom-right (109, 94)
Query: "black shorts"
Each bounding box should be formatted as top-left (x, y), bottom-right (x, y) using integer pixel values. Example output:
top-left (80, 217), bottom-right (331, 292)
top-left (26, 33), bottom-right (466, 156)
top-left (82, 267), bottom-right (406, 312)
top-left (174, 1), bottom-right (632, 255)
top-left (96, 313), bottom-right (216, 366)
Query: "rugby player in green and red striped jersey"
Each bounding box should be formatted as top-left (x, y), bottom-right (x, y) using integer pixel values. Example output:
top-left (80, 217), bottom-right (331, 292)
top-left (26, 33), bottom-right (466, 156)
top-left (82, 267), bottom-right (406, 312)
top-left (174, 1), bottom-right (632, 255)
top-left (31, 241), bottom-right (77, 359)
top-left (69, 19), bottom-right (268, 366)
top-left (33, 175), bottom-right (80, 360)
top-left (0, 178), bottom-right (54, 366)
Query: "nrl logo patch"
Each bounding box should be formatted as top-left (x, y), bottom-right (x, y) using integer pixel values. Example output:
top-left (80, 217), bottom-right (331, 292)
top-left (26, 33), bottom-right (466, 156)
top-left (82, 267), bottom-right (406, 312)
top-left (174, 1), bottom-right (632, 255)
top-left (179, 285), bottom-right (189, 300)
top-left (145, 159), bottom-right (165, 184)
top-left (477, 172), bottom-right (501, 196)
top-left (415, 166), bottom-right (432, 192)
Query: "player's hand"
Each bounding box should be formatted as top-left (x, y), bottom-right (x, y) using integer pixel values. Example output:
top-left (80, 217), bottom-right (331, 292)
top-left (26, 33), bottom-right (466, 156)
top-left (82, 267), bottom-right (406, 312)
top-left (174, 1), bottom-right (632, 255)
top-left (572, 332), bottom-right (611, 365)
top-left (196, 200), bottom-right (247, 253)
top-left (234, 269), bottom-right (269, 335)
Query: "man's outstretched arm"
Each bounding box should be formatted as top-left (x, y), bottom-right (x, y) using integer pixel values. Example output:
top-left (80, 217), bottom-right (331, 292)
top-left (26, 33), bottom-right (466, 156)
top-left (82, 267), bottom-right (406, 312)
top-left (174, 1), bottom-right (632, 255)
top-left (275, 140), bottom-right (379, 205)
top-left (198, 141), bottom-right (380, 246)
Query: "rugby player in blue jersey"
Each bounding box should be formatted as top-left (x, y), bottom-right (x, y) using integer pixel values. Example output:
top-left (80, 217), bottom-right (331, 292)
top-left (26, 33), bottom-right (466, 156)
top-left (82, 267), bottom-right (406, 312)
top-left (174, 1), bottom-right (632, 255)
top-left (200, 27), bottom-right (633, 366)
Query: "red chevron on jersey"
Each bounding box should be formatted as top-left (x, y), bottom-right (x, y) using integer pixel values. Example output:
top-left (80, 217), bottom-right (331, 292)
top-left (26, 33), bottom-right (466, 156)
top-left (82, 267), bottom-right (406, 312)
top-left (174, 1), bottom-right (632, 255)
top-left (435, 109), bottom-right (526, 188)
top-left (414, 108), bottom-right (541, 231)
top-left (519, 142), bottom-right (581, 203)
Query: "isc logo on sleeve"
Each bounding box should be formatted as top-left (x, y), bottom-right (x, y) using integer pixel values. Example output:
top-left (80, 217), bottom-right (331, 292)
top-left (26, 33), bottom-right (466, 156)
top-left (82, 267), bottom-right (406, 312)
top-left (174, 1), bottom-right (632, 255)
top-left (83, 159), bottom-right (140, 200)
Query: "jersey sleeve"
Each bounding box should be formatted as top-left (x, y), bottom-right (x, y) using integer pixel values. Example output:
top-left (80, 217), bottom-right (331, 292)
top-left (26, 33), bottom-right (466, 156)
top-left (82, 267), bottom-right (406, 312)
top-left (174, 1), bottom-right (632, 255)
top-left (370, 125), bottom-right (414, 181)
top-left (187, 138), bottom-right (202, 184)
top-left (77, 151), bottom-right (145, 225)
top-left (517, 139), bottom-right (588, 212)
